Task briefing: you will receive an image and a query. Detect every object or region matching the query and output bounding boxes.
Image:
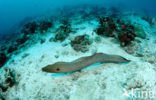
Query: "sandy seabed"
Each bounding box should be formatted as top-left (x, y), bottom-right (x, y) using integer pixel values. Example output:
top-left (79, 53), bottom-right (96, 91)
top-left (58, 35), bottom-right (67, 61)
top-left (0, 12), bottom-right (156, 100)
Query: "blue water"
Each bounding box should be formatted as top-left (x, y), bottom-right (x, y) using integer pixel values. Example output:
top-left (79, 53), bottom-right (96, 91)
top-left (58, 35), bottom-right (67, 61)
top-left (0, 0), bottom-right (155, 36)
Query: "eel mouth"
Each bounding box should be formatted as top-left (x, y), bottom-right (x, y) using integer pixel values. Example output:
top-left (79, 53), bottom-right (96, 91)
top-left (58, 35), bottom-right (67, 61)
top-left (42, 67), bottom-right (46, 71)
top-left (42, 67), bottom-right (51, 72)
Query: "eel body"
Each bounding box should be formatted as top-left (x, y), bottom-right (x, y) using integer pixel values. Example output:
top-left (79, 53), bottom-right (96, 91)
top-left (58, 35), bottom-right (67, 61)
top-left (42, 53), bottom-right (130, 73)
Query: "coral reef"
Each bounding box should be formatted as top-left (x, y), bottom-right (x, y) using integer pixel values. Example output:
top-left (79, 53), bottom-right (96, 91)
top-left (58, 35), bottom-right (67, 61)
top-left (21, 20), bottom-right (53, 34)
top-left (0, 46), bottom-right (7, 53)
top-left (6, 34), bottom-right (29, 54)
top-left (15, 35), bottom-right (29, 46)
top-left (0, 34), bottom-right (31, 68)
top-left (0, 95), bottom-right (5, 100)
top-left (21, 21), bottom-right (38, 34)
top-left (96, 16), bottom-right (146, 46)
top-left (7, 45), bottom-right (18, 54)
top-left (55, 23), bottom-right (72, 41)
top-left (0, 19), bottom-right (53, 68)
top-left (0, 69), bottom-right (16, 92)
top-left (0, 53), bottom-right (8, 69)
top-left (117, 24), bottom-right (136, 46)
top-left (38, 20), bottom-right (53, 33)
top-left (71, 34), bottom-right (92, 52)
top-left (96, 17), bottom-right (116, 37)
top-left (39, 38), bottom-right (46, 44)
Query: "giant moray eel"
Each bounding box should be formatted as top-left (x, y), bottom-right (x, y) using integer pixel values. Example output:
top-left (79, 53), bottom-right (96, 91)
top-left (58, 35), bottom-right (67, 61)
top-left (42, 53), bottom-right (130, 73)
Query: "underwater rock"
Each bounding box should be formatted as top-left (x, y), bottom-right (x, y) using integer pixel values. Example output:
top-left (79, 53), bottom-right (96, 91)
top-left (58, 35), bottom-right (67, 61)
top-left (134, 25), bottom-right (146, 39)
top-left (62, 43), bottom-right (68, 47)
top-left (117, 32), bottom-right (135, 46)
top-left (124, 79), bottom-right (145, 90)
top-left (38, 20), bottom-right (53, 33)
top-left (116, 22), bottom-right (136, 46)
top-left (142, 16), bottom-right (156, 26)
top-left (96, 17), bottom-right (116, 37)
top-left (0, 53), bottom-right (8, 68)
top-left (136, 51), bottom-right (144, 57)
top-left (2, 33), bottom-right (30, 58)
top-left (55, 24), bottom-right (72, 41)
top-left (16, 37), bottom-right (27, 46)
top-left (0, 69), bottom-right (16, 92)
top-left (0, 46), bottom-right (7, 52)
top-left (21, 19), bottom-right (53, 34)
top-left (21, 21), bottom-right (38, 34)
top-left (55, 55), bottom-right (59, 58)
top-left (49, 37), bottom-right (56, 42)
top-left (40, 38), bottom-right (46, 44)
top-left (124, 43), bottom-right (145, 57)
top-left (96, 17), bottom-right (138, 46)
top-left (21, 53), bottom-right (30, 59)
top-left (147, 56), bottom-right (156, 64)
top-left (15, 34), bottom-right (29, 46)
top-left (71, 34), bottom-right (93, 52)
top-left (7, 46), bottom-right (18, 54)
top-left (94, 36), bottom-right (101, 43)
top-left (0, 84), bottom-right (8, 92)
top-left (60, 18), bottom-right (70, 26)
top-left (0, 93), bottom-right (5, 100)
top-left (125, 46), bottom-right (134, 54)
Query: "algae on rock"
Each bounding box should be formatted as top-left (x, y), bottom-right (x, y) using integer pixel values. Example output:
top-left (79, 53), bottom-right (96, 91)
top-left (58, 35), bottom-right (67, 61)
top-left (55, 24), bottom-right (72, 41)
top-left (71, 34), bottom-right (93, 52)
top-left (134, 25), bottom-right (146, 39)
top-left (0, 53), bottom-right (8, 69)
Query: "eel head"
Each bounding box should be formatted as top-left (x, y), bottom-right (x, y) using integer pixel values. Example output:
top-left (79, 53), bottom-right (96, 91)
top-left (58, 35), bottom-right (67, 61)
top-left (42, 62), bottom-right (70, 73)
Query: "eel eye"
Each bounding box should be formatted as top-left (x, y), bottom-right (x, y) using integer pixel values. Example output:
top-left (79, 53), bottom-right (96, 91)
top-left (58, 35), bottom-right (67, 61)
top-left (56, 68), bottom-right (60, 71)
